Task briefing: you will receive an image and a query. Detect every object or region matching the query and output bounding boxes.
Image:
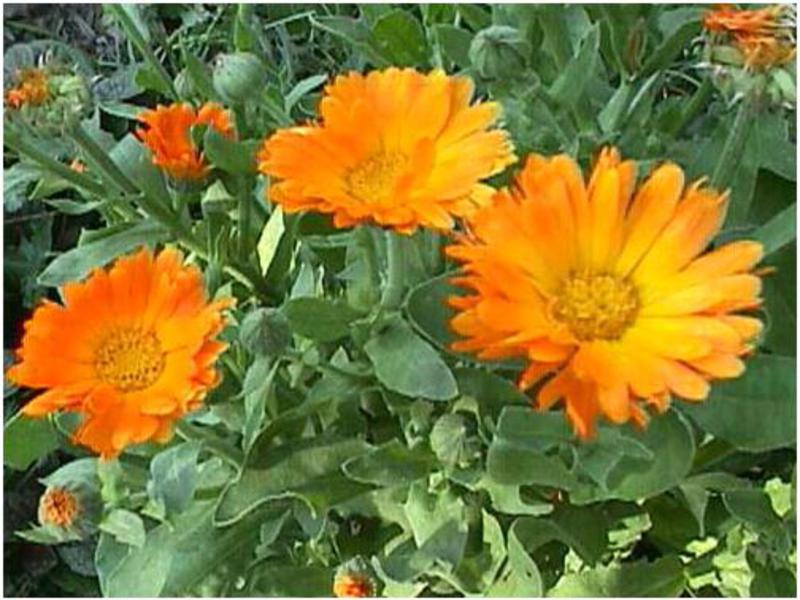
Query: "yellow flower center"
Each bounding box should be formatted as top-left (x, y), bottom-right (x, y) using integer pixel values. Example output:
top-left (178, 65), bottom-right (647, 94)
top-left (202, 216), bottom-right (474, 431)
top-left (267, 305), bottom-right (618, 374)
top-left (552, 271), bottom-right (640, 342)
top-left (94, 327), bottom-right (166, 392)
top-left (345, 150), bottom-right (408, 203)
top-left (39, 487), bottom-right (79, 527)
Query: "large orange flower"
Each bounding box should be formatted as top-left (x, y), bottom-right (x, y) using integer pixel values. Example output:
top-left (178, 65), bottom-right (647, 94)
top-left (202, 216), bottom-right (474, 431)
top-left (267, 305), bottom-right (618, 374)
top-left (447, 149), bottom-right (763, 438)
top-left (7, 248), bottom-right (233, 457)
top-left (135, 102), bottom-right (234, 181)
top-left (257, 68), bottom-right (516, 234)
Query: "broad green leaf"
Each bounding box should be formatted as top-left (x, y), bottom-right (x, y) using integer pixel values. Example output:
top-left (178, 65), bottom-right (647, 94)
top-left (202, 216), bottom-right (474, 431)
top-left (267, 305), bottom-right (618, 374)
top-left (38, 220), bottom-right (169, 287)
top-left (98, 100), bottom-right (143, 120)
top-left (4, 412), bottom-right (61, 470)
top-left (680, 354), bottom-right (795, 452)
top-left (750, 564), bottom-right (797, 597)
top-left (548, 556), bottom-right (686, 597)
top-left (753, 203), bottom-right (796, 256)
top-left (370, 10), bottom-right (430, 67)
top-left (402, 481), bottom-right (468, 570)
top-left (110, 133), bottom-right (169, 200)
top-left (430, 414), bottom-right (468, 467)
top-left (246, 565), bottom-right (332, 596)
top-left (446, 510), bottom-right (506, 595)
top-left (203, 130), bottom-right (259, 175)
top-left (282, 297), bottom-right (361, 342)
top-left (639, 17), bottom-right (701, 77)
top-left (99, 509), bottom-right (146, 548)
top-left (239, 307), bottom-right (292, 357)
top-left (364, 317), bottom-right (458, 401)
top-left (434, 24), bottom-right (473, 68)
top-left (487, 521), bottom-right (543, 596)
top-left (487, 439), bottom-right (579, 489)
top-left (145, 441), bottom-right (202, 519)
top-left (550, 23), bottom-right (600, 108)
top-left (284, 74), bottom-right (327, 112)
top-left (343, 439), bottom-right (437, 486)
top-left (215, 436), bottom-right (372, 525)
top-left (513, 503), bottom-right (609, 565)
top-left (256, 204), bottom-right (286, 276)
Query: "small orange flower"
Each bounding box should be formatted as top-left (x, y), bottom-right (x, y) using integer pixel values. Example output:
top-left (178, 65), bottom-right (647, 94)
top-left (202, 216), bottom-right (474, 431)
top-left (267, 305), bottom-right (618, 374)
top-left (4, 68), bottom-right (49, 109)
top-left (69, 159), bottom-right (86, 173)
top-left (704, 4), bottom-right (795, 69)
top-left (135, 102), bottom-right (234, 181)
top-left (333, 573), bottom-right (375, 598)
top-left (257, 67), bottom-right (516, 234)
top-left (7, 247), bottom-right (233, 458)
top-left (447, 149), bottom-right (764, 438)
top-left (38, 487), bottom-right (79, 528)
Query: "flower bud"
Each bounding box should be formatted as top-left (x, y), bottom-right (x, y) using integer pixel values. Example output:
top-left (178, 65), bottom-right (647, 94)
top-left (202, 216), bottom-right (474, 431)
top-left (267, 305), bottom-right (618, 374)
top-left (213, 52), bottom-right (267, 104)
top-left (175, 68), bottom-right (197, 100)
top-left (333, 558), bottom-right (376, 598)
top-left (469, 26), bottom-right (531, 82)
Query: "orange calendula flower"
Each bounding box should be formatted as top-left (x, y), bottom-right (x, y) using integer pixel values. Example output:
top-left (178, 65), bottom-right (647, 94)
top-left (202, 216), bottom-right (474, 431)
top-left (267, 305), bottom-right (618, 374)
top-left (4, 68), bottom-right (49, 109)
top-left (703, 4), bottom-right (796, 69)
top-left (38, 487), bottom-right (79, 528)
top-left (257, 67), bottom-right (516, 234)
top-left (7, 247), bottom-right (233, 458)
top-left (447, 149), bottom-right (764, 438)
top-left (333, 573), bottom-right (375, 598)
top-left (135, 102), bottom-right (234, 181)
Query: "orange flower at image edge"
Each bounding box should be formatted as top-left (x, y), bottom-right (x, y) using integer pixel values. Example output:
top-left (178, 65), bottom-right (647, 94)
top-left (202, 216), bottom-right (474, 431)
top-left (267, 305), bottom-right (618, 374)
top-left (4, 68), bottom-right (49, 109)
top-left (6, 248), bottom-right (233, 458)
top-left (447, 148), bottom-right (763, 438)
top-left (258, 67), bottom-right (516, 234)
top-left (704, 4), bottom-right (796, 69)
top-left (135, 102), bottom-right (234, 181)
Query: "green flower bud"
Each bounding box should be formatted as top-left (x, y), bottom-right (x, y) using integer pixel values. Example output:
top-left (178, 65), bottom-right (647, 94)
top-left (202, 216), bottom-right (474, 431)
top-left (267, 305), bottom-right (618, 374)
top-left (175, 68), bottom-right (197, 100)
top-left (213, 52), bottom-right (267, 104)
top-left (469, 25), bottom-right (531, 82)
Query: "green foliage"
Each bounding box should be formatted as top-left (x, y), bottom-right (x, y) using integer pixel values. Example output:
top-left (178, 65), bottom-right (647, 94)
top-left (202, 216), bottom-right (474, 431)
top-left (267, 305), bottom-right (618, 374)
top-left (2, 3), bottom-right (795, 598)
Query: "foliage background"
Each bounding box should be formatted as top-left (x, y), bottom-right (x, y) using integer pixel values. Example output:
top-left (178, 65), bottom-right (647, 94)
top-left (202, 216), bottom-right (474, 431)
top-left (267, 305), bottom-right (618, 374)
top-left (3, 3), bottom-right (796, 597)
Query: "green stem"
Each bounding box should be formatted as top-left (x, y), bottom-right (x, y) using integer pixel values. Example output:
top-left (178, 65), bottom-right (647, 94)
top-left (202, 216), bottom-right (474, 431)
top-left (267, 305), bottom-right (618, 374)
top-left (106, 5), bottom-right (177, 99)
top-left (381, 231), bottom-right (406, 310)
top-left (5, 128), bottom-right (106, 196)
top-left (667, 77), bottom-right (713, 137)
top-left (238, 179), bottom-right (251, 262)
top-left (70, 123), bottom-right (140, 195)
top-left (711, 91), bottom-right (758, 190)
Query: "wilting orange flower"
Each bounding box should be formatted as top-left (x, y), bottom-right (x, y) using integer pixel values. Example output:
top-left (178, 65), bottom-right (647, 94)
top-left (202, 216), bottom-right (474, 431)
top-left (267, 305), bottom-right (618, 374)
top-left (7, 247), bottom-right (233, 458)
top-left (257, 68), bottom-right (516, 234)
top-left (447, 149), bottom-right (763, 438)
top-left (333, 573), bottom-right (375, 598)
top-left (135, 102), bottom-right (234, 181)
top-left (38, 487), bottom-right (79, 528)
top-left (4, 68), bottom-right (49, 109)
top-left (704, 4), bottom-right (795, 69)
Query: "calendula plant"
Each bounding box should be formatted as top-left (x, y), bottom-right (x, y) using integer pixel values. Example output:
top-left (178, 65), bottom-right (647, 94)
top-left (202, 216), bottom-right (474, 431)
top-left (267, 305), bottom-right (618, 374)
top-left (3, 4), bottom-right (796, 598)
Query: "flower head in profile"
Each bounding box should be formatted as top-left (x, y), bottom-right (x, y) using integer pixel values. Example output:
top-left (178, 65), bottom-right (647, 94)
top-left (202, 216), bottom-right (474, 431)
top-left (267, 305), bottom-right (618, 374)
top-left (135, 102), bottom-right (234, 181)
top-left (4, 68), bottom-right (50, 109)
top-left (333, 559), bottom-right (376, 598)
top-left (703, 4), bottom-right (796, 69)
top-left (38, 487), bottom-right (79, 528)
top-left (447, 149), bottom-right (763, 438)
top-left (257, 67), bottom-right (516, 234)
top-left (7, 247), bottom-right (233, 458)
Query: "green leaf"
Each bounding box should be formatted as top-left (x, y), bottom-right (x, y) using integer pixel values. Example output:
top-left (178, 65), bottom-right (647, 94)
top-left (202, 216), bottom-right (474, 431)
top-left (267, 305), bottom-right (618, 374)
top-left (487, 522), bottom-right (543, 596)
top-left (434, 24), bottom-right (474, 68)
top-left (215, 436), bottom-right (372, 525)
top-left (282, 297), bottom-right (361, 342)
top-left (550, 23), bottom-right (600, 109)
top-left (365, 317), bottom-right (458, 401)
top-left (487, 439), bottom-right (578, 489)
top-left (284, 74), bottom-right (327, 113)
top-left (99, 509), bottom-right (146, 548)
top-left (342, 439), bottom-right (437, 486)
top-left (256, 203), bottom-right (286, 277)
top-left (753, 203), bottom-right (796, 256)
top-left (370, 10), bottom-right (430, 67)
top-left (38, 220), bottom-right (169, 288)
top-left (110, 133), bottom-right (169, 200)
top-left (99, 101), bottom-right (144, 120)
top-left (750, 564), bottom-right (797, 597)
top-left (246, 566), bottom-right (332, 596)
top-left (146, 441), bottom-right (202, 519)
top-left (183, 50), bottom-right (218, 101)
top-left (430, 414), bottom-right (468, 467)
top-left (639, 17), bottom-right (700, 77)
top-left (403, 481), bottom-right (468, 569)
top-left (3, 412), bottom-right (61, 470)
top-left (203, 130), bottom-right (258, 175)
top-left (512, 503), bottom-right (609, 565)
top-left (549, 556), bottom-right (686, 597)
top-left (680, 355), bottom-right (795, 452)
